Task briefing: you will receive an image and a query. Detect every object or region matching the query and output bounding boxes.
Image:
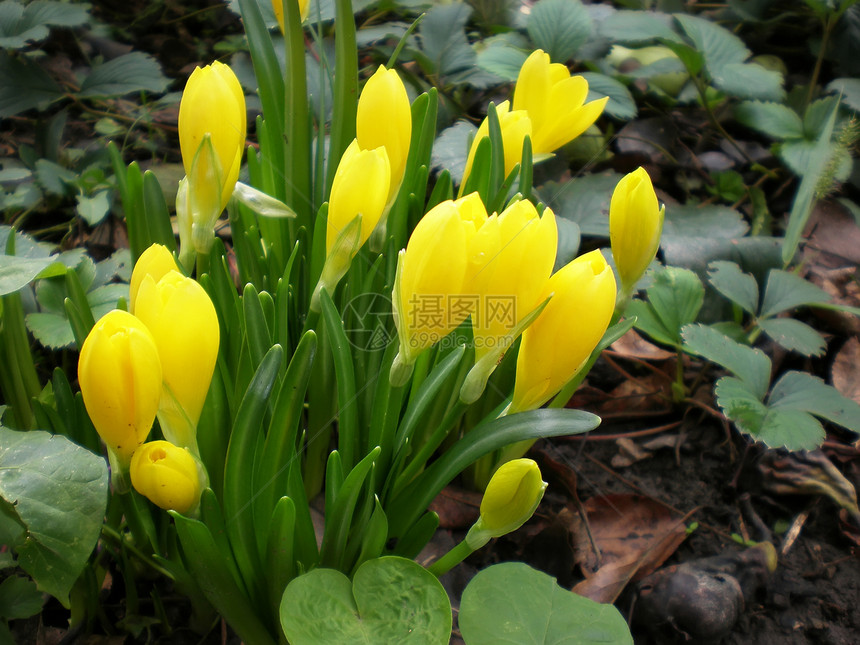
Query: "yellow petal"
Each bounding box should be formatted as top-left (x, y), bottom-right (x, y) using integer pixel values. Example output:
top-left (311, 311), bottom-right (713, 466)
top-left (131, 441), bottom-right (201, 513)
top-left (609, 167), bottom-right (664, 290)
top-left (129, 244), bottom-right (179, 314)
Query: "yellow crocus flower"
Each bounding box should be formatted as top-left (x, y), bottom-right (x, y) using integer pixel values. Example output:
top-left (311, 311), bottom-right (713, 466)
top-left (129, 244), bottom-right (179, 314)
top-left (130, 440), bottom-right (202, 514)
top-left (609, 167), bottom-right (665, 294)
top-left (357, 65), bottom-right (412, 204)
top-left (462, 101), bottom-right (533, 187)
top-left (512, 49), bottom-right (608, 155)
top-left (78, 310), bottom-right (162, 471)
top-left (465, 458), bottom-right (547, 548)
top-left (177, 61), bottom-right (246, 256)
top-left (511, 250), bottom-right (617, 413)
top-left (134, 271), bottom-right (220, 454)
top-left (272, 0), bottom-right (310, 33)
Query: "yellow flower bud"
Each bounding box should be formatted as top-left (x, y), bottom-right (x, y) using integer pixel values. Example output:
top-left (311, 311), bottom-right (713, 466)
top-left (462, 101), bottom-right (533, 187)
top-left (78, 310), bottom-right (162, 469)
top-left (511, 250), bottom-right (617, 413)
top-left (393, 195), bottom-right (488, 364)
top-left (357, 65), bottom-right (412, 204)
top-left (129, 244), bottom-right (179, 314)
top-left (272, 0), bottom-right (310, 33)
top-left (134, 271), bottom-right (220, 452)
top-left (178, 61), bottom-right (246, 254)
top-left (130, 441), bottom-right (202, 514)
top-left (466, 458), bottom-right (546, 548)
top-left (469, 200), bottom-right (556, 364)
top-left (512, 49), bottom-right (608, 154)
top-left (609, 167), bottom-right (665, 292)
top-left (324, 139), bottom-right (391, 267)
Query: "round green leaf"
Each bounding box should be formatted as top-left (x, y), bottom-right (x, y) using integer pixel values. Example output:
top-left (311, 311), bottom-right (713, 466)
top-left (280, 556), bottom-right (451, 644)
top-left (459, 562), bottom-right (632, 644)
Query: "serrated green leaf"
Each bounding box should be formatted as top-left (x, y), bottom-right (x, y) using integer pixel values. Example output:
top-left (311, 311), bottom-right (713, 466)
top-left (760, 270), bottom-right (830, 318)
top-left (682, 323), bottom-right (771, 399)
top-left (78, 52), bottom-right (170, 98)
top-left (0, 255), bottom-right (56, 296)
top-left (768, 371), bottom-right (860, 433)
top-left (0, 52), bottom-right (63, 117)
top-left (34, 159), bottom-right (76, 196)
top-left (599, 10), bottom-right (682, 44)
top-left (0, 575), bottom-right (43, 620)
top-left (715, 376), bottom-right (767, 433)
top-left (708, 260), bottom-right (759, 315)
top-left (538, 172), bottom-right (622, 237)
top-left (713, 62), bottom-right (784, 101)
top-left (735, 101), bottom-right (804, 140)
top-left (419, 3), bottom-right (475, 78)
top-left (459, 562), bottom-right (633, 645)
top-left (25, 312), bottom-right (73, 349)
top-left (757, 318), bottom-right (826, 356)
top-left (663, 204), bottom-right (749, 239)
top-left (476, 41), bottom-right (528, 82)
top-left (826, 77), bottom-right (860, 112)
top-left (674, 13), bottom-right (748, 74)
top-left (580, 72), bottom-right (636, 120)
top-left (628, 299), bottom-right (679, 348)
top-left (644, 267), bottom-right (705, 346)
top-left (75, 190), bottom-right (111, 226)
top-left (527, 0), bottom-right (592, 63)
top-left (803, 96), bottom-right (842, 139)
top-left (280, 557), bottom-right (451, 645)
top-left (0, 429), bottom-right (108, 606)
top-left (758, 408), bottom-right (825, 451)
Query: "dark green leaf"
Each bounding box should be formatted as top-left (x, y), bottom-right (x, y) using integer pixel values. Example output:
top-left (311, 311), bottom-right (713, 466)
top-left (714, 375), bottom-right (768, 439)
top-left (0, 429), bottom-right (108, 605)
top-left (674, 13), bottom-right (748, 75)
top-left (663, 204), bottom-right (749, 239)
top-left (430, 121), bottom-right (476, 192)
top-left (707, 260), bottom-right (759, 315)
top-left (476, 40), bottom-right (528, 82)
top-left (78, 52), bottom-right (170, 98)
top-left (757, 318), bottom-right (826, 356)
top-left (760, 270), bottom-right (830, 318)
top-left (803, 96), bottom-right (842, 140)
top-left (280, 557), bottom-right (451, 644)
top-left (682, 323), bottom-right (771, 399)
top-left (628, 300), bottom-right (679, 348)
top-left (644, 267), bottom-right (705, 346)
top-left (580, 72), bottom-right (636, 120)
top-left (826, 77), bottom-right (860, 112)
top-left (555, 217), bottom-right (581, 271)
top-left (768, 371), bottom-right (860, 433)
top-left (599, 10), bottom-right (682, 44)
top-left (735, 101), bottom-right (803, 140)
top-left (538, 172), bottom-right (622, 237)
top-left (459, 562), bottom-right (632, 645)
top-left (75, 190), bottom-right (111, 226)
top-left (0, 575), bottom-right (43, 620)
top-left (0, 52), bottom-right (63, 117)
top-left (0, 0), bottom-right (89, 49)
top-left (757, 408), bottom-right (825, 451)
top-left (527, 0), bottom-right (592, 63)
top-left (713, 63), bottom-right (784, 101)
top-left (419, 3), bottom-right (475, 77)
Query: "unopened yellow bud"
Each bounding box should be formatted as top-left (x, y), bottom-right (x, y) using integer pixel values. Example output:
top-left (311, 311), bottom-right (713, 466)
top-left (513, 49), bottom-right (608, 154)
top-left (134, 271), bottom-right (220, 452)
top-left (511, 250), bottom-right (616, 413)
top-left (466, 458), bottom-right (546, 548)
top-left (609, 167), bottom-right (664, 292)
top-left (130, 441), bottom-right (202, 514)
top-left (357, 65), bottom-right (412, 203)
top-left (78, 310), bottom-right (162, 470)
top-left (129, 244), bottom-right (179, 314)
top-left (462, 101), bottom-right (533, 187)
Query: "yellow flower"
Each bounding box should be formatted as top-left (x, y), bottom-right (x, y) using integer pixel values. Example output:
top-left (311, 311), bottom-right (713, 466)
top-left (357, 65), bottom-right (412, 203)
top-left (134, 271), bottom-right (220, 453)
top-left (609, 167), bottom-right (665, 293)
top-left (78, 310), bottom-right (162, 470)
top-left (393, 194), bottom-right (488, 366)
top-left (178, 61), bottom-right (246, 255)
top-left (469, 200), bottom-right (556, 364)
top-left (511, 250), bottom-right (616, 413)
top-left (466, 458), bottom-right (547, 548)
top-left (462, 101), bottom-right (532, 187)
top-left (129, 244), bottom-right (179, 314)
top-left (272, 0), bottom-right (310, 33)
top-left (130, 441), bottom-right (202, 514)
top-left (512, 49), bottom-right (608, 154)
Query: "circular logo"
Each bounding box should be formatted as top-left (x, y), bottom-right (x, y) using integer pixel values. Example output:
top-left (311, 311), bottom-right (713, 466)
top-left (342, 292), bottom-right (395, 351)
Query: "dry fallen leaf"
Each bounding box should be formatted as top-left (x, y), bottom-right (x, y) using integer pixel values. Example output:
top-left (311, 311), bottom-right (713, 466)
top-left (610, 329), bottom-right (674, 361)
top-left (429, 486), bottom-right (482, 530)
top-left (832, 337), bottom-right (860, 406)
top-left (571, 494), bottom-right (691, 603)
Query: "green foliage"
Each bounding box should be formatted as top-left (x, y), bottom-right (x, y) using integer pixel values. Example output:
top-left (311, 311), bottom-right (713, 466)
top-left (628, 266), bottom-right (704, 348)
top-left (0, 428), bottom-right (108, 606)
top-left (527, 0), bottom-right (592, 64)
top-left (0, 0), bottom-right (89, 50)
top-left (458, 562), bottom-right (632, 645)
top-left (280, 557), bottom-right (451, 645)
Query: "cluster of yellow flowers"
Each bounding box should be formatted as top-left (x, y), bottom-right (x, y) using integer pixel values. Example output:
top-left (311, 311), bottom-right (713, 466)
top-left (78, 244), bottom-right (219, 513)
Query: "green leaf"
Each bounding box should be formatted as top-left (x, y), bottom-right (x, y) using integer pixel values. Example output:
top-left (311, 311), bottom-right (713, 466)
top-left (682, 323), bottom-right (771, 399)
top-left (0, 0), bottom-right (90, 49)
top-left (476, 40), bottom-right (528, 82)
top-left (627, 300), bottom-right (678, 348)
top-left (735, 101), bottom-right (804, 140)
top-left (674, 13), bottom-right (748, 74)
top-left (826, 77), bottom-right (860, 112)
top-left (599, 10), bottom-right (682, 44)
top-left (0, 429), bottom-right (108, 606)
top-left (713, 62), bottom-right (784, 101)
top-left (77, 52), bottom-right (170, 98)
top-left (538, 172), bottom-right (622, 237)
top-left (0, 575), bottom-right (43, 620)
top-left (431, 121), bottom-right (476, 186)
top-left (580, 72), bottom-right (636, 120)
top-left (707, 260), bottom-right (759, 315)
top-left (715, 375), bottom-right (768, 434)
top-left (804, 96), bottom-right (842, 139)
top-left (0, 255), bottom-right (57, 295)
top-left (419, 3), bottom-right (475, 78)
top-left (0, 51), bottom-right (63, 117)
top-left (768, 371), bottom-right (860, 433)
top-left (641, 267), bottom-right (705, 346)
top-left (527, 0), bottom-right (592, 63)
top-left (75, 190), bottom-right (111, 226)
top-left (280, 556), bottom-right (451, 645)
top-left (759, 270), bottom-right (830, 318)
top-left (459, 562), bottom-right (632, 645)
top-left (663, 204), bottom-right (749, 239)
top-left (778, 138), bottom-right (822, 177)
top-left (756, 408), bottom-right (825, 451)
top-left (757, 318), bottom-right (826, 356)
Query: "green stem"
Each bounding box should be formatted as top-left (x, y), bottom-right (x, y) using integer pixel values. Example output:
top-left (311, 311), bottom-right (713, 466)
top-left (805, 14), bottom-right (836, 110)
top-left (284, 0), bottom-right (313, 230)
top-left (427, 539), bottom-right (474, 577)
top-left (100, 525), bottom-right (174, 579)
